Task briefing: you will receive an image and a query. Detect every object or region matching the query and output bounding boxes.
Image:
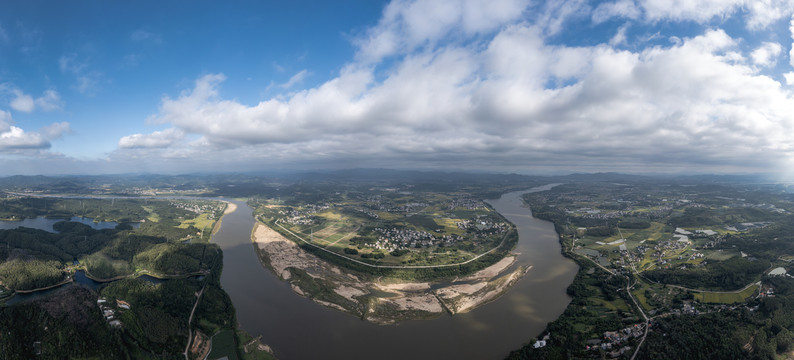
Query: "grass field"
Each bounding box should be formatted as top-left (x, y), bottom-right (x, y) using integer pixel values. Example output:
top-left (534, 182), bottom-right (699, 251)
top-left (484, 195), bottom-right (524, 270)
top-left (207, 329), bottom-right (239, 360)
top-left (694, 284), bottom-right (759, 304)
top-left (236, 331), bottom-right (276, 360)
top-left (590, 297), bottom-right (631, 312)
top-left (178, 212), bottom-right (215, 231)
top-left (704, 249), bottom-right (740, 261)
top-left (142, 206), bottom-right (160, 222)
top-left (632, 285), bottom-right (653, 311)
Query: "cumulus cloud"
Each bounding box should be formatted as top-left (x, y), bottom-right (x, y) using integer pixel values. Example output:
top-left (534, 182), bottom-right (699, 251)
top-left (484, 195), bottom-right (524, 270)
top-left (790, 17), bottom-right (794, 67)
top-left (355, 0), bottom-right (529, 62)
top-left (3, 87), bottom-right (62, 113)
top-left (750, 42), bottom-right (782, 67)
top-left (115, 0), bottom-right (794, 173)
top-left (609, 23), bottom-right (631, 46)
top-left (593, 0), bottom-right (640, 23)
top-left (785, 71), bottom-right (794, 85)
top-left (35, 90), bottom-right (63, 111)
top-left (118, 128), bottom-right (185, 149)
top-left (9, 90), bottom-right (34, 112)
top-left (0, 111), bottom-right (70, 151)
top-left (594, 0), bottom-right (794, 30)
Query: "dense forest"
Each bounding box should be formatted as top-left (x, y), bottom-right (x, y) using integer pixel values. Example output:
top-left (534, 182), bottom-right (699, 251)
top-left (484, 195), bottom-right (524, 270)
top-left (0, 197), bottom-right (247, 359)
top-left (643, 257), bottom-right (771, 291)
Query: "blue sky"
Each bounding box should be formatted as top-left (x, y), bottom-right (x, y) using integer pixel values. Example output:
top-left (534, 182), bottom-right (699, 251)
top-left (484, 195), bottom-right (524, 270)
top-left (2, 0), bottom-right (794, 177)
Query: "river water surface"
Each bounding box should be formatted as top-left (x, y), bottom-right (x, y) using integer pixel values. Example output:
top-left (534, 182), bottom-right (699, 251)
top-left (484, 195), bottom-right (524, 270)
top-left (213, 186), bottom-right (578, 359)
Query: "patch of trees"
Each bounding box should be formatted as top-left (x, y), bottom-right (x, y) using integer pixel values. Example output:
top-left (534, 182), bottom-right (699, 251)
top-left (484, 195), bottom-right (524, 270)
top-left (0, 228), bottom-right (72, 262)
top-left (585, 226), bottom-right (615, 237)
top-left (669, 207), bottom-right (781, 228)
top-left (343, 248), bottom-right (358, 255)
top-left (643, 257), bottom-right (770, 291)
top-left (361, 252), bottom-right (385, 259)
top-left (0, 197), bottom-right (151, 223)
top-left (194, 285), bottom-right (236, 335)
top-left (101, 278), bottom-right (194, 354)
top-left (618, 219), bottom-right (651, 229)
top-left (507, 261), bottom-right (630, 360)
top-left (133, 243), bottom-right (219, 275)
top-left (0, 286), bottom-right (126, 359)
top-left (637, 313), bottom-right (748, 359)
top-left (405, 214), bottom-right (441, 230)
top-left (728, 221), bottom-right (794, 258)
top-left (348, 236), bottom-right (376, 246)
top-left (137, 221), bottom-right (198, 242)
top-left (0, 258), bottom-right (65, 291)
top-left (390, 249), bottom-right (409, 256)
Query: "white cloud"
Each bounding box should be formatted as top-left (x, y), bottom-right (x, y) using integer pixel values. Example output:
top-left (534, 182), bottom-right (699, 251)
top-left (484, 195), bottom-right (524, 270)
top-left (355, 0), bottom-right (529, 62)
top-left (751, 42), bottom-right (782, 67)
top-left (112, 0), bottom-right (794, 174)
top-left (593, 0), bottom-right (794, 30)
top-left (593, 0), bottom-right (641, 23)
top-left (118, 128), bottom-right (185, 149)
top-left (59, 53), bottom-right (86, 74)
top-left (275, 69), bottom-right (311, 90)
top-left (131, 28), bottom-right (163, 44)
top-left (536, 0), bottom-right (590, 36)
top-left (59, 53), bottom-right (101, 95)
top-left (609, 23), bottom-right (631, 46)
top-left (785, 71), bottom-right (794, 85)
top-left (35, 90), bottom-right (62, 111)
top-left (75, 75), bottom-right (100, 95)
top-left (4, 87), bottom-right (62, 113)
top-left (9, 90), bottom-right (34, 112)
top-left (641, 0), bottom-right (743, 23)
top-left (39, 122), bottom-right (71, 140)
top-left (118, 26), bottom-right (794, 172)
top-left (0, 111), bottom-right (70, 151)
top-left (790, 16), bottom-right (794, 67)
top-left (745, 0), bottom-right (794, 30)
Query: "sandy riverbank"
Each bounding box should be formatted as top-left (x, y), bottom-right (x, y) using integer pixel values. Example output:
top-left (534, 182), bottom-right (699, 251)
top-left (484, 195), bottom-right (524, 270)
top-left (252, 222), bottom-right (529, 323)
top-left (223, 202), bottom-right (238, 215)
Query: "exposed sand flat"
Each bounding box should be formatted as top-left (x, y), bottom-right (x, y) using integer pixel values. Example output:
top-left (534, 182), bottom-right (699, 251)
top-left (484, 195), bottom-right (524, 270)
top-left (223, 202), bottom-right (238, 215)
top-left (435, 282), bottom-right (487, 297)
top-left (315, 300), bottom-right (346, 312)
top-left (335, 285), bottom-right (366, 302)
top-left (438, 267), bottom-right (524, 314)
top-left (252, 221), bottom-right (530, 323)
top-left (389, 294), bottom-right (444, 313)
top-left (253, 223), bottom-right (325, 278)
top-left (463, 255), bottom-right (515, 280)
top-left (376, 282), bottom-right (431, 292)
top-left (291, 284), bottom-right (304, 296)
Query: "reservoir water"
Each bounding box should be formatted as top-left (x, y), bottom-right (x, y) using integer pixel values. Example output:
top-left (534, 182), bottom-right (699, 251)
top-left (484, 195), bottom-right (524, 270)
top-left (0, 216), bottom-right (137, 233)
top-left (213, 186), bottom-right (579, 359)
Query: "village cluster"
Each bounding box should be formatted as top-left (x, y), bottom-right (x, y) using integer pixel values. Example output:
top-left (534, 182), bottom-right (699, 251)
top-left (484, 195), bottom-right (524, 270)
top-left (373, 227), bottom-right (463, 250)
top-left (277, 204), bottom-right (330, 225)
top-left (168, 200), bottom-right (224, 219)
top-left (364, 196), bottom-right (428, 213)
top-left (96, 297), bottom-right (131, 329)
